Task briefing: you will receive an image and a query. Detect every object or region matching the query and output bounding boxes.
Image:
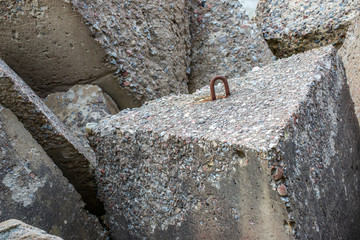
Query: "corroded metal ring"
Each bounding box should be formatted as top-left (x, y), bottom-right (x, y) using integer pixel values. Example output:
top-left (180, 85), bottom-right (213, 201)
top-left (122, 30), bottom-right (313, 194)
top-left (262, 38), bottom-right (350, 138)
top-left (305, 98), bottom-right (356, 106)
top-left (210, 75), bottom-right (230, 101)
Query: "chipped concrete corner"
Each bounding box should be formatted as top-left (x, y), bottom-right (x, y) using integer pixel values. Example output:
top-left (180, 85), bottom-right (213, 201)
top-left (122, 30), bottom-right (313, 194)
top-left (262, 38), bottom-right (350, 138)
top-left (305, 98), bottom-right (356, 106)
top-left (0, 107), bottom-right (106, 239)
top-left (89, 46), bottom-right (360, 239)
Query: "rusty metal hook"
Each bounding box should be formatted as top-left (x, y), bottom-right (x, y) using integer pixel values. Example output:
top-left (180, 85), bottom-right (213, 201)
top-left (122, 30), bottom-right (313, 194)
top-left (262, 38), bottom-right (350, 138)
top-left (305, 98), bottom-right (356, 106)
top-left (210, 75), bottom-right (230, 101)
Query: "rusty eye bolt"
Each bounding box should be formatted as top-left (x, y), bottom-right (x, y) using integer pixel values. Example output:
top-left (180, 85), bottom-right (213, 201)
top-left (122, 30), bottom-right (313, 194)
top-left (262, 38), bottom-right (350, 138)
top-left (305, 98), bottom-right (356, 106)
top-left (210, 75), bottom-right (230, 101)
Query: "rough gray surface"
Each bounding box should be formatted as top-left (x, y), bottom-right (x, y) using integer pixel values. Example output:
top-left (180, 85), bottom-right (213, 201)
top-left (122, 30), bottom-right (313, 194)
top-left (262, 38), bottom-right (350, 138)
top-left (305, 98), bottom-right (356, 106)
top-left (188, 0), bottom-right (273, 92)
top-left (0, 0), bottom-right (191, 108)
top-left (90, 46), bottom-right (360, 239)
top-left (45, 84), bottom-right (119, 154)
top-left (71, 0), bottom-right (191, 103)
top-left (0, 59), bottom-right (102, 215)
top-left (0, 0), bottom-right (141, 109)
top-left (0, 219), bottom-right (63, 240)
top-left (338, 15), bottom-right (360, 123)
top-left (255, 0), bottom-right (360, 58)
top-left (0, 107), bottom-right (106, 240)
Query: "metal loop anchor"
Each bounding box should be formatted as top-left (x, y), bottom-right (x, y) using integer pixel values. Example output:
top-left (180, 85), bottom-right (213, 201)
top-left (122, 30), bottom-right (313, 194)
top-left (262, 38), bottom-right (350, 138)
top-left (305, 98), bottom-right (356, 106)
top-left (210, 75), bottom-right (230, 101)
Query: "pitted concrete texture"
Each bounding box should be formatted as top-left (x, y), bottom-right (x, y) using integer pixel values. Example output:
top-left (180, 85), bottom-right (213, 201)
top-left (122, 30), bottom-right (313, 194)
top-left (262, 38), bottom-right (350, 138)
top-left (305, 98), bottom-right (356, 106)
top-left (45, 84), bottom-right (119, 154)
top-left (338, 15), bottom-right (360, 123)
top-left (188, 0), bottom-right (273, 92)
top-left (0, 219), bottom-right (63, 240)
top-left (0, 108), bottom-right (106, 240)
top-left (71, 0), bottom-right (191, 103)
top-left (0, 59), bottom-right (103, 215)
top-left (255, 0), bottom-right (360, 58)
top-left (0, 0), bottom-right (190, 106)
top-left (90, 46), bottom-right (360, 239)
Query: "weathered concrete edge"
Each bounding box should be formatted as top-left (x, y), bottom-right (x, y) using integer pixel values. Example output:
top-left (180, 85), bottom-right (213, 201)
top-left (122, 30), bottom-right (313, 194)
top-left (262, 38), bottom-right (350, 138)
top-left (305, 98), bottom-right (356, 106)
top-left (0, 59), bottom-right (103, 214)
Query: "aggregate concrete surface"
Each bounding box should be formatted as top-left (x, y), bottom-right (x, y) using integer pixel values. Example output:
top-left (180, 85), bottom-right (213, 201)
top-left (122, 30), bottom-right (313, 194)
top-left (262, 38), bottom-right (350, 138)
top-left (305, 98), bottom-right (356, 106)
top-left (90, 46), bottom-right (360, 239)
top-left (45, 84), bottom-right (119, 154)
top-left (70, 0), bottom-right (191, 103)
top-left (0, 107), bottom-right (106, 240)
top-left (256, 0), bottom-right (360, 58)
top-left (188, 0), bottom-right (274, 92)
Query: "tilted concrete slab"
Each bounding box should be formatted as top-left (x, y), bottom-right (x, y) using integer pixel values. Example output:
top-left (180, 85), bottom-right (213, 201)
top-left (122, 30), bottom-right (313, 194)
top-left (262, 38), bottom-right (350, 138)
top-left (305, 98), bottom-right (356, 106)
top-left (90, 46), bottom-right (360, 239)
top-left (255, 0), bottom-right (360, 58)
top-left (0, 59), bottom-right (102, 215)
top-left (338, 15), bottom-right (360, 123)
top-left (0, 107), bottom-right (106, 239)
top-left (0, 219), bottom-right (63, 240)
top-left (188, 0), bottom-right (274, 92)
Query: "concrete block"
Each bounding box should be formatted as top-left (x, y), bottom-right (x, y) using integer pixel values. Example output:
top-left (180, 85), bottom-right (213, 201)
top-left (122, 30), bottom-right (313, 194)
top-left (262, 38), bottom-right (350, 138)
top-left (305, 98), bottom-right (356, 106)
top-left (0, 59), bottom-right (102, 215)
top-left (90, 46), bottom-right (360, 239)
top-left (188, 0), bottom-right (273, 92)
top-left (0, 107), bottom-right (106, 239)
top-left (44, 84), bottom-right (119, 154)
top-left (0, 0), bottom-right (190, 106)
top-left (256, 0), bottom-right (360, 58)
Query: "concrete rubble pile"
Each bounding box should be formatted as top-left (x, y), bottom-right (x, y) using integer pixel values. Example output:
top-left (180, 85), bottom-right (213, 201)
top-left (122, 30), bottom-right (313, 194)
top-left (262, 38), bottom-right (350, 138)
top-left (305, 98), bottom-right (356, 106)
top-left (0, 0), bottom-right (191, 108)
top-left (0, 0), bottom-right (272, 107)
top-left (0, 219), bottom-right (63, 240)
top-left (338, 15), bottom-right (360, 123)
top-left (90, 46), bottom-right (360, 239)
top-left (188, 0), bottom-right (274, 92)
top-left (0, 59), bottom-right (102, 215)
top-left (255, 0), bottom-right (360, 58)
top-left (0, 107), bottom-right (105, 239)
top-left (44, 84), bottom-right (119, 154)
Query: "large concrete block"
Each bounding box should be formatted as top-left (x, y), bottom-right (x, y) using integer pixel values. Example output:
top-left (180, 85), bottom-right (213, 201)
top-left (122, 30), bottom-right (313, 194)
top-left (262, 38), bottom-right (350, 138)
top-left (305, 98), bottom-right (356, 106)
top-left (44, 84), bottom-right (119, 154)
top-left (256, 0), bottom-right (360, 58)
top-left (338, 15), bottom-right (360, 123)
top-left (0, 0), bottom-right (190, 106)
top-left (0, 219), bottom-right (62, 240)
top-left (90, 46), bottom-right (360, 239)
top-left (0, 107), bottom-right (105, 239)
top-left (188, 0), bottom-right (273, 92)
top-left (0, 59), bottom-right (102, 215)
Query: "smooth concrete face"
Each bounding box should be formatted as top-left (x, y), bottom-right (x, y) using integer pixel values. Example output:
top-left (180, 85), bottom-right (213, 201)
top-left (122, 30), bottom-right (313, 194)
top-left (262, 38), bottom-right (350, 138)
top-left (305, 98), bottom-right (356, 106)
top-left (0, 0), bottom-right (140, 109)
top-left (0, 108), bottom-right (106, 240)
